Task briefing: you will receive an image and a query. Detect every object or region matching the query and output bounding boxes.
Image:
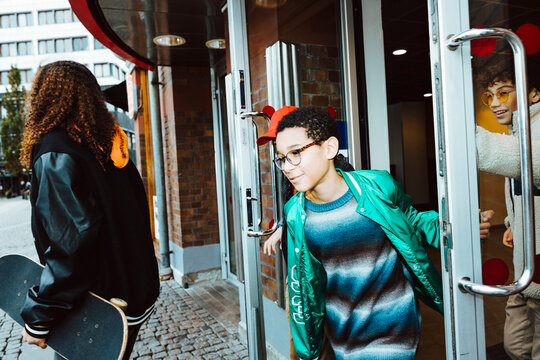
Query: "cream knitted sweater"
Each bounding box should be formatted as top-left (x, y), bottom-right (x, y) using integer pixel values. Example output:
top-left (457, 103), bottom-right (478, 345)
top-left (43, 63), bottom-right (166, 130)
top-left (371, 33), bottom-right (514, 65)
top-left (476, 101), bottom-right (540, 298)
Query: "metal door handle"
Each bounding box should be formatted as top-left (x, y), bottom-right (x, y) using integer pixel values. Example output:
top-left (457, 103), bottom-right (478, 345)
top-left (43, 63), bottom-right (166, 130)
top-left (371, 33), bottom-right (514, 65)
top-left (240, 111), bottom-right (282, 238)
top-left (447, 27), bottom-right (535, 296)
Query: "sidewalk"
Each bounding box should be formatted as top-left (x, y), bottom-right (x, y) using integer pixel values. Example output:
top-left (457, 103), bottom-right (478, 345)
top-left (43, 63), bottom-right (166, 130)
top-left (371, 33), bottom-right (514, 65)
top-left (0, 280), bottom-right (248, 359)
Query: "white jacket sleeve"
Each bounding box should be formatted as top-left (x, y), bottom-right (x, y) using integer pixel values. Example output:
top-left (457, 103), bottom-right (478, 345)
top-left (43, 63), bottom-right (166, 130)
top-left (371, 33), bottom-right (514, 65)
top-left (476, 125), bottom-right (540, 188)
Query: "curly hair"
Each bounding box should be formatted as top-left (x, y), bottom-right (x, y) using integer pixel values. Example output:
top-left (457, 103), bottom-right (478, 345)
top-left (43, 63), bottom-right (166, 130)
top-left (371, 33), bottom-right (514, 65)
top-left (276, 106), bottom-right (340, 143)
top-left (20, 61), bottom-right (117, 169)
top-left (475, 57), bottom-right (539, 91)
top-left (476, 62), bottom-right (515, 90)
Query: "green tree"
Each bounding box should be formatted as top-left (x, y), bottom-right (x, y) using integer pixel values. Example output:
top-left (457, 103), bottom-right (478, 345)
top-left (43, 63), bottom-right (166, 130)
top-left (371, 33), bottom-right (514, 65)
top-left (0, 66), bottom-right (25, 176)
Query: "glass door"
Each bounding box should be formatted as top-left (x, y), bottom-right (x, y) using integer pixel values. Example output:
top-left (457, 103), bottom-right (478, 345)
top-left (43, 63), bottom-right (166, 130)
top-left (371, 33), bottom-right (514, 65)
top-left (429, 0), bottom-right (540, 358)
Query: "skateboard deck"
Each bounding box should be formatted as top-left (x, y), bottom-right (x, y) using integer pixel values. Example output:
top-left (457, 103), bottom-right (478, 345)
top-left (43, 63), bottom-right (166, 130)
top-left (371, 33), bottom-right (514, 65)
top-left (0, 254), bottom-right (128, 360)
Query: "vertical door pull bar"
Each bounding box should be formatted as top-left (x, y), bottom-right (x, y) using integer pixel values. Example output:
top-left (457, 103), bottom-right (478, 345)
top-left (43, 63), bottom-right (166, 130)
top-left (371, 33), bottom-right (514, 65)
top-left (447, 27), bottom-right (535, 296)
top-left (240, 111), bottom-right (281, 237)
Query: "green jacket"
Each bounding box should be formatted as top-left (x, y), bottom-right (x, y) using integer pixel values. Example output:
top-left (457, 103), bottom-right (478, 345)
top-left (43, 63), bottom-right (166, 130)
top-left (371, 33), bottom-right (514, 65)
top-left (285, 169), bottom-right (443, 359)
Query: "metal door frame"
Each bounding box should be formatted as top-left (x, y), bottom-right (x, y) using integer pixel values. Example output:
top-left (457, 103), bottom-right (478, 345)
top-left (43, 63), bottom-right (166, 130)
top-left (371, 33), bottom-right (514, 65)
top-left (226, 1), bottom-right (267, 358)
top-left (428, 1), bottom-right (486, 358)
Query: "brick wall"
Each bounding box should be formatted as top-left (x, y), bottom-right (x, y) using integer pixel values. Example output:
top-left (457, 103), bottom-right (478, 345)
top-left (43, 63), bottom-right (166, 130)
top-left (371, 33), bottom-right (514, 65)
top-left (160, 66), bottom-right (219, 251)
top-left (251, 42), bottom-right (343, 302)
top-left (298, 44), bottom-right (343, 120)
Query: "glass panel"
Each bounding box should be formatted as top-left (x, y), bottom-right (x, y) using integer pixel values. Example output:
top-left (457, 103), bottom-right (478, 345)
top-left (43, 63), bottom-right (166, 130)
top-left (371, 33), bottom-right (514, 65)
top-left (26, 13), bottom-right (32, 26)
top-left (46, 39), bottom-right (54, 53)
top-left (94, 64), bottom-right (103, 77)
top-left (82, 37), bottom-right (88, 50)
top-left (65, 38), bottom-right (72, 52)
top-left (17, 42), bottom-right (26, 56)
top-left (46, 11), bottom-right (53, 25)
top-left (1, 15), bottom-right (8, 28)
top-left (54, 10), bottom-right (63, 24)
top-left (38, 12), bottom-right (45, 25)
top-left (468, 1), bottom-right (540, 356)
top-left (73, 37), bottom-right (81, 51)
top-left (38, 40), bottom-right (46, 54)
top-left (9, 14), bottom-right (16, 27)
top-left (0, 43), bottom-right (7, 57)
top-left (243, 0), bottom-right (347, 309)
top-left (55, 39), bottom-right (64, 53)
top-left (9, 43), bottom-right (16, 56)
top-left (17, 13), bottom-right (26, 27)
top-left (1, 72), bottom-right (8, 85)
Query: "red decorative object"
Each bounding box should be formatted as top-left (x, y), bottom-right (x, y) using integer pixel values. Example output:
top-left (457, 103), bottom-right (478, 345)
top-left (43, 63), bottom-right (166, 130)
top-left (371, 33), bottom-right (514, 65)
top-left (482, 258), bottom-right (509, 286)
top-left (471, 25), bottom-right (496, 57)
top-left (325, 106), bottom-right (337, 118)
top-left (262, 105), bottom-right (276, 118)
top-left (516, 24), bottom-right (540, 55)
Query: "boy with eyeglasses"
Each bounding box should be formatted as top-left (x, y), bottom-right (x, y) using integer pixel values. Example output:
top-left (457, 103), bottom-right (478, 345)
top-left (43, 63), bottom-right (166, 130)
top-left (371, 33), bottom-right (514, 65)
top-left (475, 61), bottom-right (540, 359)
top-left (274, 106), bottom-right (443, 359)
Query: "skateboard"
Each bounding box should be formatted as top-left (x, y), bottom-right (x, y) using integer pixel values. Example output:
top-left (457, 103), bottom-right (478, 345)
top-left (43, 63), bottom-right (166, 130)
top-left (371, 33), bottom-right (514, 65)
top-left (0, 254), bottom-right (128, 360)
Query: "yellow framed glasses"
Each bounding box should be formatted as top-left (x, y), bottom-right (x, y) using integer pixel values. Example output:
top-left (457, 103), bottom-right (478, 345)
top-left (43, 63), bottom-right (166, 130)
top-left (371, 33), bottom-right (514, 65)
top-left (481, 87), bottom-right (515, 106)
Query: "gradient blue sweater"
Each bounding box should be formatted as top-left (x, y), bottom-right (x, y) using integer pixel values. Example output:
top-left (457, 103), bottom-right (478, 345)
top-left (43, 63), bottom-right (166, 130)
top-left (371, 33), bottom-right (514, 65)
top-left (304, 189), bottom-right (420, 359)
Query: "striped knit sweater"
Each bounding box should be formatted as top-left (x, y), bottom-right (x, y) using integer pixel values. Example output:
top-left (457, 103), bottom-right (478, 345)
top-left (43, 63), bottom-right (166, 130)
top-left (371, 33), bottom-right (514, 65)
top-left (304, 189), bottom-right (420, 359)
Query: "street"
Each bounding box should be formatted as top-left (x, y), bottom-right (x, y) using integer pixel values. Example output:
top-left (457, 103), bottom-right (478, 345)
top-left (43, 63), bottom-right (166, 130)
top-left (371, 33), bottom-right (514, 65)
top-left (0, 197), bottom-right (249, 359)
top-left (0, 197), bottom-right (56, 359)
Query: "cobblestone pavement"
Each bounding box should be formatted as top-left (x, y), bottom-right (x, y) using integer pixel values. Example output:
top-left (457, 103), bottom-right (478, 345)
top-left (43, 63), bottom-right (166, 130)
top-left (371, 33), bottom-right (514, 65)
top-left (0, 280), bottom-right (249, 359)
top-left (131, 280), bottom-right (248, 360)
top-left (0, 197), bottom-right (249, 359)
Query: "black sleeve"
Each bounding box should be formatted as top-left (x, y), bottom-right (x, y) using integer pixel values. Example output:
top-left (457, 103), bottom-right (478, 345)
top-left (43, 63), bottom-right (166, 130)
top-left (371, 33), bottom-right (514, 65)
top-left (21, 152), bottom-right (102, 338)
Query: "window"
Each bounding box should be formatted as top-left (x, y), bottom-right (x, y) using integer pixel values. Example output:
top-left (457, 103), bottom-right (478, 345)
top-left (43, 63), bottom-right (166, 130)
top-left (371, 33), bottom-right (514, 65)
top-left (94, 39), bottom-right (105, 50)
top-left (0, 43), bottom-right (8, 57)
top-left (46, 10), bottom-right (54, 25)
top-left (38, 37), bottom-right (87, 54)
top-left (0, 71), bottom-right (7, 85)
top-left (38, 9), bottom-right (76, 25)
top-left (0, 69), bottom-right (32, 85)
top-left (17, 42), bottom-right (31, 56)
top-left (18, 13), bottom-right (32, 27)
top-left (20, 69), bottom-right (32, 83)
top-left (0, 15), bottom-right (8, 28)
top-left (0, 12), bottom-right (32, 28)
top-left (94, 63), bottom-right (110, 77)
top-left (55, 39), bottom-right (64, 53)
top-left (72, 37), bottom-right (88, 51)
top-left (38, 11), bottom-right (46, 25)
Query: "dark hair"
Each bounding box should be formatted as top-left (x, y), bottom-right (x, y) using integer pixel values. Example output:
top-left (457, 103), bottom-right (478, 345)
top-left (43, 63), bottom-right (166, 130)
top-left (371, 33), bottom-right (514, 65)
top-left (475, 57), bottom-right (538, 91)
top-left (476, 62), bottom-right (515, 90)
top-left (276, 106), bottom-right (340, 143)
top-left (277, 106), bottom-right (354, 202)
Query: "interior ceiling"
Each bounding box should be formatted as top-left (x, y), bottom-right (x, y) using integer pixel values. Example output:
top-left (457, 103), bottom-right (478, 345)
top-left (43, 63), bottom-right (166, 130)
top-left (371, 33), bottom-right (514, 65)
top-left (382, 0), bottom-right (540, 105)
top-left (90, 0), bottom-right (539, 104)
top-left (93, 0), bottom-right (226, 67)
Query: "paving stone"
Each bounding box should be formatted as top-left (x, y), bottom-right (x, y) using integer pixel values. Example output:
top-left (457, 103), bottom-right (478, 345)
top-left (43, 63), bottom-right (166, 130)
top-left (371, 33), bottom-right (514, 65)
top-left (0, 279), bottom-right (248, 360)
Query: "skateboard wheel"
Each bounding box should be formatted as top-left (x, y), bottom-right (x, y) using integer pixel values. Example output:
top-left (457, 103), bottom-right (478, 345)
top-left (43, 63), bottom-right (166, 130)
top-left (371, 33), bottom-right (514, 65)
top-left (110, 298), bottom-right (128, 311)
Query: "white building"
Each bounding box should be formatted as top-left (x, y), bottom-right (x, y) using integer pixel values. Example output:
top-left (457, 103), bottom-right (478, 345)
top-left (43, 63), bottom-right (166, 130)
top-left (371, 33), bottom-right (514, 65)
top-left (0, 0), bottom-right (128, 93)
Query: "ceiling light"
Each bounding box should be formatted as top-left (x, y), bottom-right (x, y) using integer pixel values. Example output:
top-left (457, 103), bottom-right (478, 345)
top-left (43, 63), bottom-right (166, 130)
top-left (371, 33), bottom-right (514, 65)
top-left (205, 39), bottom-right (226, 49)
top-left (153, 35), bottom-right (186, 47)
top-left (424, 93), bottom-right (433, 97)
top-left (392, 49), bottom-right (407, 56)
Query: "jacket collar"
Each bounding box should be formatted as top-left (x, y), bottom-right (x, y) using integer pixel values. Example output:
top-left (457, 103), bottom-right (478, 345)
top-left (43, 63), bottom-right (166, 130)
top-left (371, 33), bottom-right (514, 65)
top-left (336, 169), bottom-right (396, 236)
top-left (511, 101), bottom-right (540, 134)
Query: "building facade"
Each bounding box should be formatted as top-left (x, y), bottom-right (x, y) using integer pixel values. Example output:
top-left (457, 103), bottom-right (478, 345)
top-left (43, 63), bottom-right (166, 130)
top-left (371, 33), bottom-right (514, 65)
top-left (0, 0), bottom-right (132, 190)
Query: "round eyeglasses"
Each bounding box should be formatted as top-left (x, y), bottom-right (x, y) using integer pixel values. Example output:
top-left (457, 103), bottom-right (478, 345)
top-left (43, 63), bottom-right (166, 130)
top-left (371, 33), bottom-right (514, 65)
top-left (481, 87), bottom-right (515, 106)
top-left (274, 141), bottom-right (318, 170)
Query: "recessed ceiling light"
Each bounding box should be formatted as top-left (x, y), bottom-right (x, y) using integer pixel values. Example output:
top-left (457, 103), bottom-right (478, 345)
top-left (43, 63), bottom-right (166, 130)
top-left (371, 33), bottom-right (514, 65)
top-left (153, 35), bottom-right (186, 47)
top-left (424, 93), bottom-right (433, 97)
top-left (205, 39), bottom-right (226, 49)
top-left (392, 49), bottom-right (407, 56)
